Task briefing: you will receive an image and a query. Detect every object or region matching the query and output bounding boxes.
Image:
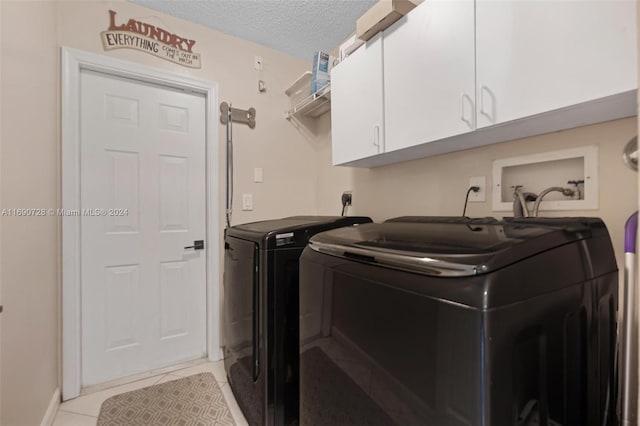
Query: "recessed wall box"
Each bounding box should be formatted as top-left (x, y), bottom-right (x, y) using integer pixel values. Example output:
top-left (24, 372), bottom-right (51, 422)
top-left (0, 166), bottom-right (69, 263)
top-left (492, 146), bottom-right (598, 212)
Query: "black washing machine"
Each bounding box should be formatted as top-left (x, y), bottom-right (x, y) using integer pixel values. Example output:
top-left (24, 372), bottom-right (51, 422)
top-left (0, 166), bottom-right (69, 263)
top-left (299, 217), bottom-right (618, 426)
top-left (224, 216), bottom-right (372, 426)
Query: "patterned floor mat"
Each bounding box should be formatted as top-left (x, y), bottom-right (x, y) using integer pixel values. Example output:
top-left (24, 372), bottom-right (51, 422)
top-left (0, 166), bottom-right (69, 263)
top-left (97, 372), bottom-right (234, 426)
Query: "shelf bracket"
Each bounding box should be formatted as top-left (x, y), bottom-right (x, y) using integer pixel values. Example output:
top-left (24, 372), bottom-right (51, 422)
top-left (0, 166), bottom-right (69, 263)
top-left (219, 102), bottom-right (256, 129)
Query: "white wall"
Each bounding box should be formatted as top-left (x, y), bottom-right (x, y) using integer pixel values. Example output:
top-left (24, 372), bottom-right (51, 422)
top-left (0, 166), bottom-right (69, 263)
top-left (0, 1), bottom-right (638, 424)
top-left (1, 1), bottom-right (60, 425)
top-left (317, 117), bottom-right (638, 284)
top-left (1, 0), bottom-right (321, 423)
top-left (56, 0), bottom-right (321, 224)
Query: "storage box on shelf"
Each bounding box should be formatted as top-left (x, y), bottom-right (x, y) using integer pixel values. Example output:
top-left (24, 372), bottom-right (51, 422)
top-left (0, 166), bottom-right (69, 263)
top-left (356, 0), bottom-right (422, 42)
top-left (339, 35), bottom-right (365, 60)
top-left (285, 71), bottom-right (331, 119)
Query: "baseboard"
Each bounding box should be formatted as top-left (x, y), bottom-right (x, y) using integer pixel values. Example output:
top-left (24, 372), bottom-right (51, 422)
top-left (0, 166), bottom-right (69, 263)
top-left (210, 347), bottom-right (224, 361)
top-left (40, 388), bottom-right (60, 426)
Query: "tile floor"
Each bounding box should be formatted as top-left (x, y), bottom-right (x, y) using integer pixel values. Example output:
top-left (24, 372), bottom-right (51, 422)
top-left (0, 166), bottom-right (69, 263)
top-left (53, 360), bottom-right (248, 426)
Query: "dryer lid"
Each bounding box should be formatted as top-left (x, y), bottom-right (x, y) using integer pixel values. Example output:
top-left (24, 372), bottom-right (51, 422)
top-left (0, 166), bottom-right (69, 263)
top-left (308, 218), bottom-right (605, 277)
top-left (225, 216), bottom-right (372, 248)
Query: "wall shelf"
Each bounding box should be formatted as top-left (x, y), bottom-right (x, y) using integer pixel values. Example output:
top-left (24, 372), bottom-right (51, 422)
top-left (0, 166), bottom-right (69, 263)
top-left (285, 72), bottom-right (331, 119)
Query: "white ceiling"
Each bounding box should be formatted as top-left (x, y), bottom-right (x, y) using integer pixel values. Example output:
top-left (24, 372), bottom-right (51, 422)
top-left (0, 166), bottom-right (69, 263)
top-left (129, 0), bottom-right (377, 60)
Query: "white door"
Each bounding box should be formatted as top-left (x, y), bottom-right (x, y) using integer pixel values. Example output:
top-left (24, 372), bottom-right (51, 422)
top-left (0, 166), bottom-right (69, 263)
top-left (383, 0), bottom-right (475, 152)
top-left (331, 32), bottom-right (384, 166)
top-left (476, 0), bottom-right (637, 128)
top-left (80, 70), bottom-right (207, 387)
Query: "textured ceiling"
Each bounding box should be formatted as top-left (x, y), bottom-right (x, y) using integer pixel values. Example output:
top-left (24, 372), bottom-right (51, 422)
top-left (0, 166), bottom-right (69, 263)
top-left (129, 0), bottom-right (378, 60)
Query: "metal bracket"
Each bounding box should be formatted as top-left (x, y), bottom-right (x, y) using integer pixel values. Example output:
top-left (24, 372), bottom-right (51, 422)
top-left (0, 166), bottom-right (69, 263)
top-left (219, 102), bottom-right (256, 129)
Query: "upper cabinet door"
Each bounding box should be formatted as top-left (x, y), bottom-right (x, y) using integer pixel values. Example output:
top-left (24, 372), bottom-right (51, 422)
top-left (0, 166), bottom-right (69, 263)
top-left (383, 0), bottom-right (476, 153)
top-left (476, 0), bottom-right (637, 129)
top-left (331, 33), bottom-right (384, 166)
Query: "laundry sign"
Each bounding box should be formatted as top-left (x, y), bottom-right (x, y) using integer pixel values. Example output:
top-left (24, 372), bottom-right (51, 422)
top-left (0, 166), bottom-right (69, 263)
top-left (101, 10), bottom-right (201, 68)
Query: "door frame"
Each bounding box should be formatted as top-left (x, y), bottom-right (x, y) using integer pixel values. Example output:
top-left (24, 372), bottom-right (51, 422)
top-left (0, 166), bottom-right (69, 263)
top-left (61, 47), bottom-right (220, 400)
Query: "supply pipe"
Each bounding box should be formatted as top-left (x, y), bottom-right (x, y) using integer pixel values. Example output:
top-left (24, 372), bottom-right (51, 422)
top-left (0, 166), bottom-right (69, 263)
top-left (515, 188), bottom-right (530, 217)
top-left (531, 186), bottom-right (575, 217)
top-left (512, 187), bottom-right (537, 218)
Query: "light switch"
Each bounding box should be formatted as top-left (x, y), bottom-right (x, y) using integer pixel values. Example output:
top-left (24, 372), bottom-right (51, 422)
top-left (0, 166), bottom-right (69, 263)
top-left (242, 193), bottom-right (253, 211)
top-left (254, 167), bottom-right (263, 183)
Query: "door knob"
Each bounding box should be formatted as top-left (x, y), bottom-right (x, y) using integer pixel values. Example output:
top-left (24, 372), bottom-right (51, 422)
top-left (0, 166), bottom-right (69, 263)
top-left (184, 240), bottom-right (205, 250)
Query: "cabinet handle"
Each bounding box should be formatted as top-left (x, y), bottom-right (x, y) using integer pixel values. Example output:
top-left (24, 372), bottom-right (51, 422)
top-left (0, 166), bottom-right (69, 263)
top-left (480, 85), bottom-right (496, 123)
top-left (373, 124), bottom-right (381, 152)
top-left (460, 94), bottom-right (474, 129)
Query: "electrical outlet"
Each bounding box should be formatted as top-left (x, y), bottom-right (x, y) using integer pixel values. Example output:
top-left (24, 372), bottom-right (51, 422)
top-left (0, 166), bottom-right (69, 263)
top-left (341, 191), bottom-right (352, 206)
top-left (242, 193), bottom-right (253, 211)
top-left (254, 56), bottom-right (263, 70)
top-left (469, 176), bottom-right (486, 202)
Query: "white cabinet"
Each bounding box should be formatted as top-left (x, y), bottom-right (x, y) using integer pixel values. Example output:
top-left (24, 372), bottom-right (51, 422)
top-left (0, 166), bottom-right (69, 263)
top-left (384, 0), bottom-right (475, 152)
top-left (331, 33), bottom-right (384, 165)
top-left (476, 0), bottom-right (637, 128)
top-left (330, 0), bottom-right (637, 168)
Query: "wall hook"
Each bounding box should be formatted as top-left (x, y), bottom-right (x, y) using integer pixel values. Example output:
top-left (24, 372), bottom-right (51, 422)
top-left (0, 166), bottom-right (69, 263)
top-left (220, 102), bottom-right (256, 129)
